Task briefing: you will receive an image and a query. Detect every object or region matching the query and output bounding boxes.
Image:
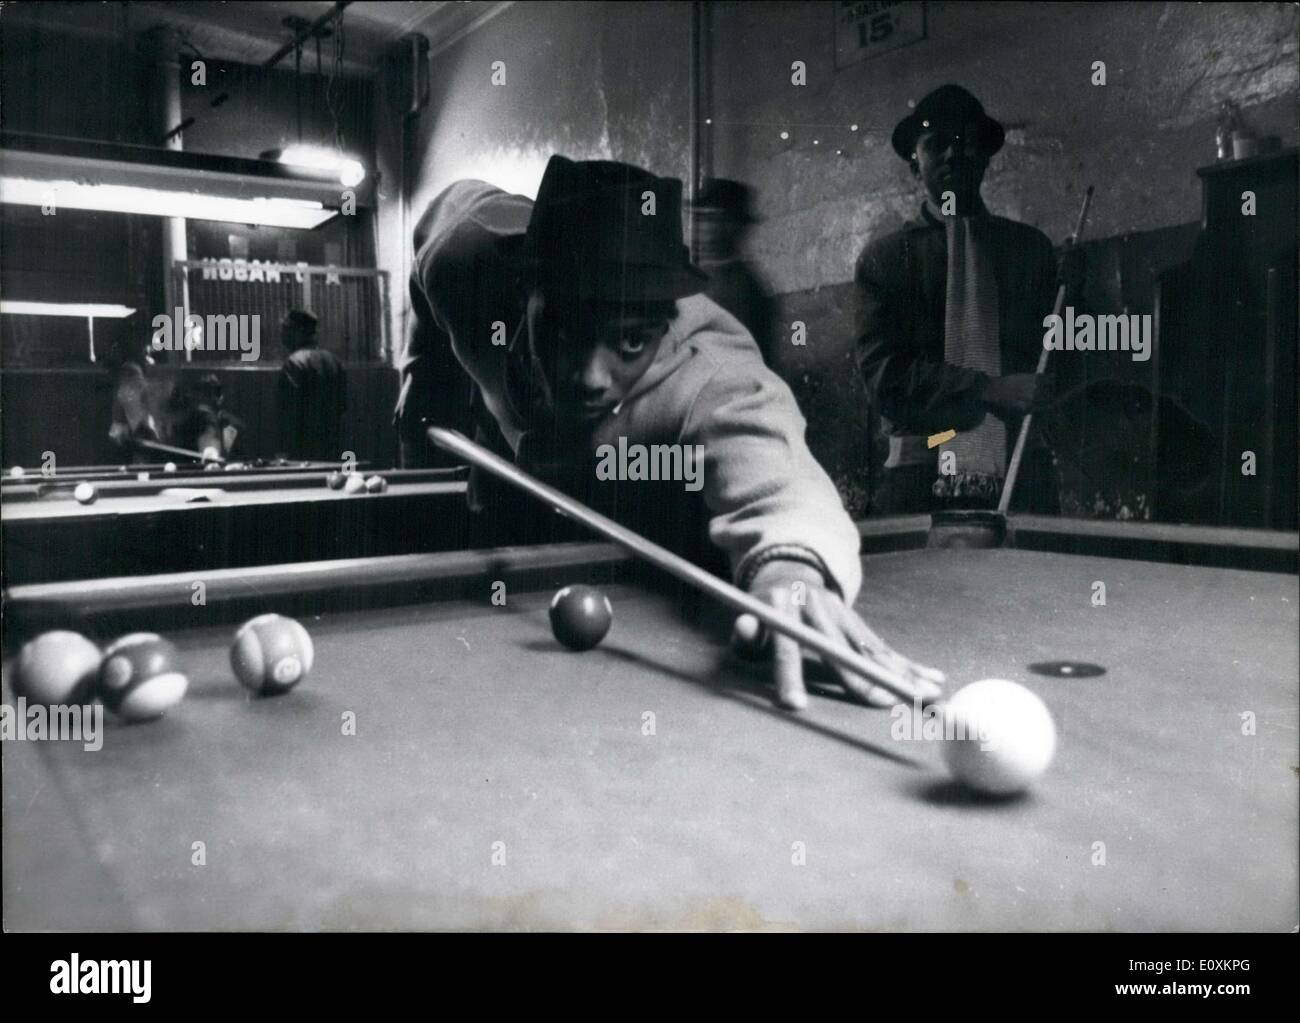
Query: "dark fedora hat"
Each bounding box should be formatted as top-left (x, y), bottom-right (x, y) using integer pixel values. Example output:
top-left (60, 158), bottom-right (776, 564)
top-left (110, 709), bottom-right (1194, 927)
top-left (691, 177), bottom-right (760, 223)
top-left (891, 84), bottom-right (1005, 161)
top-left (524, 155), bottom-right (708, 305)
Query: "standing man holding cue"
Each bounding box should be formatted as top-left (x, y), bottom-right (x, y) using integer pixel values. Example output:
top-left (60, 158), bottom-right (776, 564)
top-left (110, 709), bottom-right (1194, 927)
top-left (857, 84), bottom-right (1085, 515)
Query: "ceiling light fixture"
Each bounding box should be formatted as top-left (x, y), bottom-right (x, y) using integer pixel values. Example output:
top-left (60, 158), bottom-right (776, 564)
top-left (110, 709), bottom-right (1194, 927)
top-left (261, 144), bottom-right (366, 188)
top-left (0, 301), bottom-right (136, 318)
top-left (0, 132), bottom-right (342, 229)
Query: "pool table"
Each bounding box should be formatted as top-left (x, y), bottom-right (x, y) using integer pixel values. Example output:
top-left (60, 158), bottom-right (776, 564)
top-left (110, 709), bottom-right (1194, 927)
top-left (2, 517), bottom-right (1296, 931)
top-left (1, 466), bottom-right (469, 584)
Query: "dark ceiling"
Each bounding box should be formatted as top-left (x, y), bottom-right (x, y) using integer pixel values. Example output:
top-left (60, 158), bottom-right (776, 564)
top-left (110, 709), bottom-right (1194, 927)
top-left (2, 1), bottom-right (515, 76)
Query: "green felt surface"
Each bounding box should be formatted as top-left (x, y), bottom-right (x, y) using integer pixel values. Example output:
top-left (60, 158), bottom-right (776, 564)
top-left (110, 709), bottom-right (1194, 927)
top-left (3, 548), bottom-right (1296, 931)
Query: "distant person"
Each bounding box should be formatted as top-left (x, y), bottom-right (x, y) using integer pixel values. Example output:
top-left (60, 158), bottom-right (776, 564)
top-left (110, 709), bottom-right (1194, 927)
top-left (692, 178), bottom-right (777, 364)
top-left (276, 309), bottom-right (347, 461)
top-left (108, 361), bottom-right (160, 462)
top-left (856, 84), bottom-right (1080, 515)
top-left (165, 373), bottom-right (245, 461)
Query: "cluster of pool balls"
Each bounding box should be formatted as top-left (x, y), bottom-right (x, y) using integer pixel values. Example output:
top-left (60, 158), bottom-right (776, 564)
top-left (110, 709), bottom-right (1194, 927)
top-left (9, 613), bottom-right (315, 723)
top-left (326, 471), bottom-right (388, 494)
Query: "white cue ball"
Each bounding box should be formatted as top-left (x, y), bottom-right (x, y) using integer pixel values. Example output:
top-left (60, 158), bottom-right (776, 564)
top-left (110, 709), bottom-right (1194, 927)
top-left (74, 482), bottom-right (98, 504)
top-left (342, 473), bottom-right (366, 495)
top-left (941, 679), bottom-right (1056, 795)
top-left (164, 462), bottom-right (177, 473)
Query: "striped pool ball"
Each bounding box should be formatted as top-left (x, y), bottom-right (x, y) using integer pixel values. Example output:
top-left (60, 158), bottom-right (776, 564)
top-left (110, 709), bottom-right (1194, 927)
top-left (98, 633), bottom-right (188, 722)
top-left (12, 630), bottom-right (102, 706)
top-left (364, 475), bottom-right (387, 494)
top-left (230, 614), bottom-right (314, 695)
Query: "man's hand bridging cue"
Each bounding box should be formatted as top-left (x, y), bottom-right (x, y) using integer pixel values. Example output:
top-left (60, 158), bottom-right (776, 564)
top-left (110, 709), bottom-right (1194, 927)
top-left (737, 562), bottom-right (946, 711)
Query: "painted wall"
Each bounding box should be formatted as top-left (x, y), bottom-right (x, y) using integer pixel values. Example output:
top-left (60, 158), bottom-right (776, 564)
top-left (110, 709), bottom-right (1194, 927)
top-left (710, 0), bottom-right (1299, 293)
top-left (376, 0), bottom-right (695, 350)
top-left (408, 0), bottom-right (692, 208)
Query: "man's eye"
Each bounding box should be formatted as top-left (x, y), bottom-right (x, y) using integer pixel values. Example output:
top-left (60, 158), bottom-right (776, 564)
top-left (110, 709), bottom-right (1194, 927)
top-left (619, 335), bottom-right (648, 356)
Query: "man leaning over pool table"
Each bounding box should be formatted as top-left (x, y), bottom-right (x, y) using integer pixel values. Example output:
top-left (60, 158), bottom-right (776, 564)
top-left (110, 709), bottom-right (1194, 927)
top-left (396, 155), bottom-right (943, 711)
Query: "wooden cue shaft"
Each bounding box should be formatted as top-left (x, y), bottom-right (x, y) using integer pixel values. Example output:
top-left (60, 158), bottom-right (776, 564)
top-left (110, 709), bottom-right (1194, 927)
top-left (428, 426), bottom-right (930, 707)
top-left (135, 438), bottom-right (223, 463)
top-left (997, 184), bottom-right (1095, 516)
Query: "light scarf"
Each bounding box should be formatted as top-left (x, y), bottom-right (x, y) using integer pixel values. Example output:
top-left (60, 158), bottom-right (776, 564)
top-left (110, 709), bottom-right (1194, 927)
top-left (938, 213), bottom-right (1005, 484)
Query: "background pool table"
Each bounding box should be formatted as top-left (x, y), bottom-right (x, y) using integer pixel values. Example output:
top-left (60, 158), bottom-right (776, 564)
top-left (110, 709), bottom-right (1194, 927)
top-left (1, 466), bottom-right (469, 584)
top-left (3, 521), bottom-right (1296, 931)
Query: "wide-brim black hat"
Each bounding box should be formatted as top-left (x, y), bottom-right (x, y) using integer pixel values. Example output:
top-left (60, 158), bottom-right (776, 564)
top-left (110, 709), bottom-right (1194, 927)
top-left (891, 84), bottom-right (1005, 161)
top-left (524, 155), bottom-right (708, 305)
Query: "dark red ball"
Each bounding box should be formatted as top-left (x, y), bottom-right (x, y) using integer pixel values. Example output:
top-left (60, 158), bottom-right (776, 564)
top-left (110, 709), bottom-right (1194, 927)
top-left (548, 585), bottom-right (613, 651)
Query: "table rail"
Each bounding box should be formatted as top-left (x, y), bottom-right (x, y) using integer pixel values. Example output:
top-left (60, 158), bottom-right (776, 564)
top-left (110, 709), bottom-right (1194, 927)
top-left (3, 542), bottom-right (635, 645)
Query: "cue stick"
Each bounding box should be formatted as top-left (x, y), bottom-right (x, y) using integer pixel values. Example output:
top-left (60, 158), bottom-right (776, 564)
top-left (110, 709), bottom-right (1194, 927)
top-left (428, 426), bottom-right (931, 708)
top-left (134, 438), bottom-right (225, 464)
top-left (997, 184), bottom-right (1095, 516)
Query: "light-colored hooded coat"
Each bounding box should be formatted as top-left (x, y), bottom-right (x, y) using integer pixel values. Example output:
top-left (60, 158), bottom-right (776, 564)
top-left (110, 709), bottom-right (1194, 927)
top-left (398, 180), bottom-right (862, 602)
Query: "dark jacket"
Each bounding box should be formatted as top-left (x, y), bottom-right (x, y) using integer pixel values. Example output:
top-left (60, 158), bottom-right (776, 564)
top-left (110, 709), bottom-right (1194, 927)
top-left (855, 205), bottom-right (1057, 439)
top-left (278, 346), bottom-right (347, 460)
top-left (699, 258), bottom-right (777, 365)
